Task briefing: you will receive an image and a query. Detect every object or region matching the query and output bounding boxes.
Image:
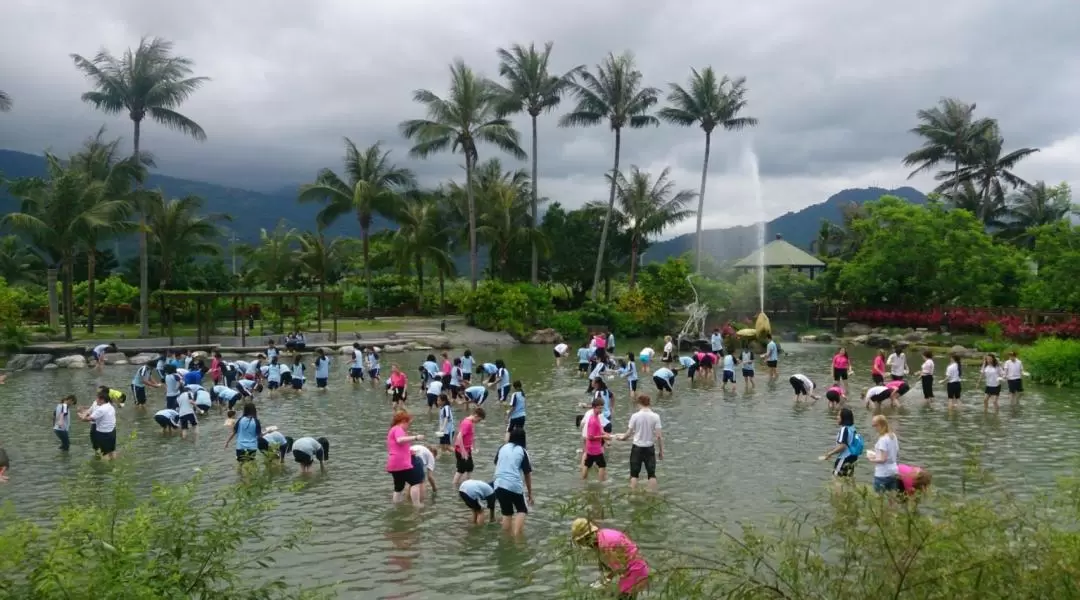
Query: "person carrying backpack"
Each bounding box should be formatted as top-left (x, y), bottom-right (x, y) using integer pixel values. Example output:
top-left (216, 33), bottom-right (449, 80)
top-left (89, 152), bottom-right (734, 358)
top-left (819, 407), bottom-right (862, 477)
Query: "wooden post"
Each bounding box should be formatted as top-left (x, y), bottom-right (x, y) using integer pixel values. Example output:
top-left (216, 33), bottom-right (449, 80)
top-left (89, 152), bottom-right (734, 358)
top-left (240, 295), bottom-right (246, 348)
top-left (168, 294), bottom-right (175, 347)
top-left (332, 293), bottom-right (339, 344)
top-left (316, 291), bottom-right (324, 333)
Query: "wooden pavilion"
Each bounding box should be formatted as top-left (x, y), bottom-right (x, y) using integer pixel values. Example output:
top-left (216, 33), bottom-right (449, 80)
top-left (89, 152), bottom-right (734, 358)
top-left (733, 234), bottom-right (826, 279)
top-left (154, 290), bottom-right (344, 346)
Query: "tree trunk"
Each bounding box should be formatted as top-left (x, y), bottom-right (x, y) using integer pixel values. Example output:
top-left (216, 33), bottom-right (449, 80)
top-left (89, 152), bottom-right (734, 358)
top-left (416, 258), bottom-right (425, 312)
top-left (318, 280), bottom-right (325, 327)
top-left (628, 235), bottom-right (639, 288)
top-left (87, 247), bottom-right (97, 333)
top-left (591, 128), bottom-right (622, 300)
top-left (439, 269), bottom-right (446, 315)
top-left (47, 267), bottom-right (59, 330)
top-left (530, 114), bottom-right (540, 285)
top-left (62, 257), bottom-right (74, 342)
top-left (466, 154), bottom-right (478, 291)
top-left (134, 118), bottom-right (150, 337)
top-left (361, 220), bottom-right (373, 319)
top-left (694, 131), bottom-right (712, 274)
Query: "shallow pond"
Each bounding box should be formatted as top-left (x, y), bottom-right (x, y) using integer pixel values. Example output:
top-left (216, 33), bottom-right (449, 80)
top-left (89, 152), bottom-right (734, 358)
top-left (0, 342), bottom-right (1076, 598)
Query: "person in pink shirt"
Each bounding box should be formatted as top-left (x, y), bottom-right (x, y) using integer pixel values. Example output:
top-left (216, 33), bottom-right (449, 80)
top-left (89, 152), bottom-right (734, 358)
top-left (386, 411), bottom-right (425, 504)
top-left (453, 407), bottom-right (486, 488)
top-left (571, 518), bottom-right (649, 597)
top-left (439, 352), bottom-right (453, 384)
top-left (824, 384), bottom-right (846, 408)
top-left (581, 398), bottom-right (611, 482)
top-left (871, 349), bottom-right (887, 385)
top-left (897, 464), bottom-right (932, 496)
top-left (388, 365), bottom-right (408, 409)
top-left (832, 347), bottom-right (852, 392)
top-left (884, 378), bottom-right (910, 407)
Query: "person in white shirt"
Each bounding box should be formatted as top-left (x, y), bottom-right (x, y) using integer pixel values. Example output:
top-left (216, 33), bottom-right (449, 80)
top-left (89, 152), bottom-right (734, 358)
top-left (616, 394), bottom-right (663, 491)
top-left (867, 415), bottom-right (900, 493)
top-left (53, 394), bottom-right (76, 451)
top-left (79, 390), bottom-right (118, 459)
top-left (1003, 351), bottom-right (1024, 404)
top-left (980, 353), bottom-right (1004, 411)
top-left (945, 353), bottom-right (963, 411)
top-left (638, 347), bottom-right (654, 374)
top-left (918, 350), bottom-right (935, 401)
top-left (661, 336), bottom-right (675, 363)
top-left (410, 444), bottom-right (438, 497)
top-left (886, 348), bottom-right (908, 381)
top-left (789, 373), bottom-right (818, 402)
top-left (553, 343), bottom-right (569, 367)
top-left (176, 390), bottom-right (199, 439)
top-left (90, 343), bottom-right (117, 370)
top-left (426, 377), bottom-right (443, 414)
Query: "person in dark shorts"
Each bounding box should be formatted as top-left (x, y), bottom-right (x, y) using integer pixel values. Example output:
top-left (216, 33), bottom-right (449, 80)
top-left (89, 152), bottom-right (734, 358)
top-left (452, 408), bottom-right (486, 488)
top-left (616, 394), bottom-right (663, 491)
top-left (291, 436), bottom-right (329, 474)
top-left (580, 398), bottom-right (611, 482)
top-left (651, 367), bottom-right (676, 396)
top-left (458, 479), bottom-right (497, 524)
top-left (492, 428), bottom-right (533, 536)
top-left (819, 407), bottom-right (860, 477)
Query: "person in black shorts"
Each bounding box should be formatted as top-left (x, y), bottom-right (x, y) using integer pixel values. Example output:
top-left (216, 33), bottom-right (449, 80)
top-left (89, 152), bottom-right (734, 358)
top-left (820, 407), bottom-right (859, 477)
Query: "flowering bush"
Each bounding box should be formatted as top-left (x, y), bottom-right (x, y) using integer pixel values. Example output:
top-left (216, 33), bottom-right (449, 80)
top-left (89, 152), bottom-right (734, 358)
top-left (847, 307), bottom-right (1080, 341)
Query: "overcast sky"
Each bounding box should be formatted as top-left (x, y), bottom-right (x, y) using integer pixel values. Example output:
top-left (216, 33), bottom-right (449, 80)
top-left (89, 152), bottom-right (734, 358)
top-left (2, 0), bottom-right (1078, 236)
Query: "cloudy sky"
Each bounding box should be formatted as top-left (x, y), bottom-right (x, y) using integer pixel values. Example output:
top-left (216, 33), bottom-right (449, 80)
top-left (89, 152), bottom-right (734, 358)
top-left (2, 0), bottom-right (1078, 236)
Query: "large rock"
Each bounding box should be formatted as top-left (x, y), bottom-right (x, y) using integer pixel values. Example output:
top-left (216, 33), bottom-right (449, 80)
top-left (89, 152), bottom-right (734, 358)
top-left (417, 336), bottom-right (453, 350)
top-left (524, 328), bottom-right (563, 345)
top-left (408, 344), bottom-right (434, 351)
top-left (339, 346), bottom-right (355, 355)
top-left (55, 355), bottom-right (88, 369)
top-left (5, 353), bottom-right (55, 371)
top-left (43, 363), bottom-right (59, 370)
top-left (799, 335), bottom-right (818, 343)
top-left (902, 330), bottom-right (925, 342)
top-left (864, 334), bottom-right (894, 349)
top-left (843, 322), bottom-right (872, 336)
top-left (129, 353), bottom-right (158, 366)
top-left (817, 332), bottom-right (834, 343)
top-left (381, 344), bottom-right (408, 354)
top-left (317, 347), bottom-right (335, 355)
top-left (851, 334), bottom-right (870, 345)
top-left (103, 352), bottom-right (127, 365)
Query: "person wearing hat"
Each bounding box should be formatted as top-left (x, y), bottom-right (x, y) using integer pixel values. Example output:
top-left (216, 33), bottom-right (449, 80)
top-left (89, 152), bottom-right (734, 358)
top-left (570, 518), bottom-right (649, 598)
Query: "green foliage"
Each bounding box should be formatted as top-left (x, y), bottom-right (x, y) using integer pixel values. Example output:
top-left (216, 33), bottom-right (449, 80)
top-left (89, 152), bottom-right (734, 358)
top-left (72, 274), bottom-right (139, 309)
top-left (0, 450), bottom-right (328, 599)
top-left (544, 311), bottom-right (588, 340)
top-left (837, 196), bottom-right (1030, 306)
top-left (1021, 222), bottom-right (1080, 311)
top-left (729, 268), bottom-right (820, 313)
top-left (553, 465), bottom-right (1080, 599)
top-left (0, 277), bottom-right (30, 351)
top-left (1024, 337), bottom-right (1080, 387)
top-left (637, 257), bottom-right (694, 308)
top-left (541, 203), bottom-right (633, 301)
top-left (459, 281), bottom-right (553, 338)
top-left (614, 289), bottom-right (667, 337)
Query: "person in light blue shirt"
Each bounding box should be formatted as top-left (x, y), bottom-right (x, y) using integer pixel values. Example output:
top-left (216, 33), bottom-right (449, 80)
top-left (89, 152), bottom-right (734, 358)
top-left (459, 479), bottom-right (497, 524)
top-left (421, 355), bottom-right (439, 388)
top-left (131, 364), bottom-right (159, 408)
top-left (314, 349), bottom-right (331, 390)
top-left (652, 367), bottom-right (677, 396)
top-left (464, 385), bottom-right (489, 406)
top-left (507, 380), bottom-right (527, 435)
top-left (266, 340), bottom-right (279, 361)
top-left (710, 328), bottom-right (723, 353)
top-left (438, 395), bottom-right (456, 451)
top-left (765, 334), bottom-right (779, 379)
top-left (740, 346), bottom-right (756, 390)
top-left (459, 351), bottom-right (474, 384)
top-left (721, 351), bottom-right (738, 391)
top-left (576, 343), bottom-right (592, 376)
top-left (493, 429), bottom-right (533, 536)
top-left (495, 360), bottom-right (512, 402)
top-left (212, 385), bottom-right (242, 409)
top-left (266, 357), bottom-right (283, 394)
top-left (678, 355), bottom-right (698, 381)
top-left (163, 365), bottom-right (183, 410)
top-left (224, 403), bottom-right (262, 463)
top-left (290, 354), bottom-right (306, 391)
top-left (259, 426), bottom-right (293, 463)
top-left (618, 353), bottom-right (640, 396)
top-left (478, 362), bottom-right (498, 384)
top-left (449, 358), bottom-right (464, 400)
top-left (606, 332), bottom-right (615, 354)
top-left (154, 408), bottom-right (180, 434)
top-left (365, 348), bottom-right (381, 386)
top-left (349, 343), bottom-right (365, 383)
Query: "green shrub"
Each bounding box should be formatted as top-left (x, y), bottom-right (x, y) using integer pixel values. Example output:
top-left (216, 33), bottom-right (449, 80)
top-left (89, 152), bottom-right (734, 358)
top-left (458, 281), bottom-right (553, 338)
top-left (0, 449), bottom-right (329, 599)
top-left (544, 311), bottom-right (587, 340)
top-left (973, 338), bottom-right (1008, 353)
top-left (1024, 337), bottom-right (1080, 387)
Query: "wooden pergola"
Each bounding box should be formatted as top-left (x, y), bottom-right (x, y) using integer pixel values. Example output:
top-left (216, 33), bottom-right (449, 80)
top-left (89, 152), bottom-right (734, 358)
top-left (154, 290), bottom-right (343, 346)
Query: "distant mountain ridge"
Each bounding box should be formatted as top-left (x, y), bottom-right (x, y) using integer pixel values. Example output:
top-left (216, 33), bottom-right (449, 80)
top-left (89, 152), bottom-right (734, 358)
top-left (644, 186), bottom-right (928, 264)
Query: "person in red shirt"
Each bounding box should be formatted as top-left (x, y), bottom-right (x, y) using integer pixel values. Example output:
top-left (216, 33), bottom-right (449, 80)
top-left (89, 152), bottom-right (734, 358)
top-left (453, 407), bottom-right (486, 488)
top-left (581, 398), bottom-right (612, 482)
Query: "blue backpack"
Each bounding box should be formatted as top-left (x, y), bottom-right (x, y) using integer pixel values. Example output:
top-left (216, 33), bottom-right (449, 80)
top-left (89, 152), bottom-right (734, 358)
top-left (847, 427), bottom-right (865, 456)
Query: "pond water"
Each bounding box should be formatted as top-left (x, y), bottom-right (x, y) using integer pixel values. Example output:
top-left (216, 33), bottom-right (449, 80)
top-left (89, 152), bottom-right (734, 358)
top-left (1, 342), bottom-right (1077, 598)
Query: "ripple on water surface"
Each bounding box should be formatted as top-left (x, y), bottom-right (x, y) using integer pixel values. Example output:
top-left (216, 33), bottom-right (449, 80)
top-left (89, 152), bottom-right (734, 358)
top-left (1, 343), bottom-right (1078, 598)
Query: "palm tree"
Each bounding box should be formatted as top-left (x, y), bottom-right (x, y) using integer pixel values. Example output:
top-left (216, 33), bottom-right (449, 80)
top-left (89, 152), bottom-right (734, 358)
top-left (658, 68), bottom-right (758, 273)
top-left (559, 52), bottom-right (660, 299)
top-left (940, 123), bottom-right (1038, 222)
top-left (3, 155), bottom-right (129, 340)
top-left (0, 235), bottom-right (44, 285)
top-left (69, 127), bottom-right (146, 332)
top-left (1000, 181), bottom-right (1074, 248)
top-left (293, 231), bottom-right (353, 324)
top-left (238, 222), bottom-right (297, 291)
top-left (902, 98), bottom-right (995, 196)
top-left (400, 59), bottom-right (525, 290)
top-left (297, 139), bottom-right (414, 316)
top-left (143, 192), bottom-right (230, 292)
top-left (72, 36), bottom-right (210, 337)
top-left (492, 42), bottom-right (582, 284)
top-left (589, 166), bottom-right (694, 287)
top-left (476, 178), bottom-right (548, 279)
top-left (0, 90), bottom-right (11, 112)
top-left (392, 194), bottom-right (454, 311)
top-left (941, 180), bottom-right (1009, 228)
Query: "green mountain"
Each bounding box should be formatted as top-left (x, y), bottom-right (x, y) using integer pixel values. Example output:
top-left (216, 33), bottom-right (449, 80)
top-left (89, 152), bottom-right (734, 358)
top-left (643, 186), bottom-right (928, 264)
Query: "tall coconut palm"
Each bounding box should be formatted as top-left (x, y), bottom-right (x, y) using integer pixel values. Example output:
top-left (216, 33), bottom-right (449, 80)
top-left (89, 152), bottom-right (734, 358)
top-left (658, 68), bottom-right (757, 273)
top-left (588, 166), bottom-right (694, 287)
top-left (941, 180), bottom-right (1009, 228)
top-left (392, 194), bottom-right (454, 311)
top-left (69, 127), bottom-right (146, 332)
top-left (400, 59), bottom-right (525, 291)
top-left (1000, 181), bottom-right (1074, 248)
top-left (492, 42), bottom-right (583, 284)
top-left (72, 36), bottom-right (210, 336)
top-left (238, 222), bottom-right (298, 290)
top-left (297, 139), bottom-right (414, 316)
top-left (940, 123), bottom-right (1038, 222)
top-left (293, 231), bottom-right (353, 324)
top-left (0, 235), bottom-right (44, 285)
top-left (902, 98), bottom-right (995, 196)
top-left (3, 155), bottom-right (129, 340)
top-left (143, 192), bottom-right (229, 292)
top-left (559, 52), bottom-right (660, 299)
top-left (0, 90), bottom-right (11, 112)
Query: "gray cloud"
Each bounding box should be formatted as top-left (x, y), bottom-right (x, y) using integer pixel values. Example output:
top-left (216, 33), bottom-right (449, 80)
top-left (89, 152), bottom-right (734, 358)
top-left (1, 0), bottom-right (1078, 231)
